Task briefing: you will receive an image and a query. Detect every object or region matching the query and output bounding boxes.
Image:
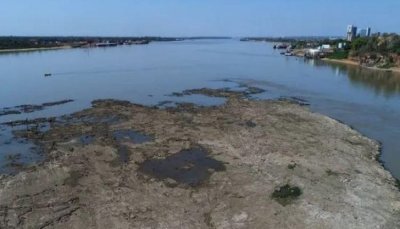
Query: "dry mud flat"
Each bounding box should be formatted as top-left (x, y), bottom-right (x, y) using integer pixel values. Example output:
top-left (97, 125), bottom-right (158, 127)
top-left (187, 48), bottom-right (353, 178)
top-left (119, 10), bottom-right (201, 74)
top-left (0, 88), bottom-right (400, 228)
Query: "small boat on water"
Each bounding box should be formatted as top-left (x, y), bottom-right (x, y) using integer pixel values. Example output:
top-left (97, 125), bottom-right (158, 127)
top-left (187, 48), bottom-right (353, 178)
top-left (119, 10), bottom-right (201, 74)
top-left (44, 73), bottom-right (52, 77)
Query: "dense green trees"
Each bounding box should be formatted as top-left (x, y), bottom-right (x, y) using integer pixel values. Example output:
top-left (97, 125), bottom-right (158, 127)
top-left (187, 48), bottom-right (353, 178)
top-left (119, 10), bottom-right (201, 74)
top-left (350, 35), bottom-right (400, 55)
top-left (0, 37), bottom-right (56, 49)
top-left (0, 36), bottom-right (182, 50)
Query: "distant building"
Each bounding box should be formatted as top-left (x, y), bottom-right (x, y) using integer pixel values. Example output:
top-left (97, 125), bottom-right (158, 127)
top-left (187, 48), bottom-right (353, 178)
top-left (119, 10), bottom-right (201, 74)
top-left (320, 44), bottom-right (331, 50)
top-left (359, 27), bottom-right (372, 37)
top-left (359, 29), bottom-right (367, 37)
top-left (347, 25), bottom-right (357, 41)
top-left (366, 27), bottom-right (371, 37)
top-left (337, 42), bottom-right (347, 49)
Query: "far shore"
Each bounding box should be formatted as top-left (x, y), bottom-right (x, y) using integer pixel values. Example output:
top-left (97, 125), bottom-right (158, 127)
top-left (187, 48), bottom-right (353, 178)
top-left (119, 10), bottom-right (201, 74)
top-left (0, 46), bottom-right (72, 54)
top-left (322, 58), bottom-right (400, 74)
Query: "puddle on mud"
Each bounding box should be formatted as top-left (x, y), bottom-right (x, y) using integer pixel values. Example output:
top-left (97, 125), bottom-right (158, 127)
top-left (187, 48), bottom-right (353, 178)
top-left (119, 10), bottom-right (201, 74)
top-left (112, 129), bottom-right (152, 163)
top-left (0, 124), bottom-right (44, 174)
top-left (79, 134), bottom-right (96, 145)
top-left (138, 147), bottom-right (226, 187)
top-left (112, 129), bottom-right (152, 144)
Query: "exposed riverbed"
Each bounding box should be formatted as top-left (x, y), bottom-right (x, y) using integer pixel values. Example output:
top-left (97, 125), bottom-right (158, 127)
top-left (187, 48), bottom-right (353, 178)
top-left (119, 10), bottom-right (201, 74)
top-left (0, 87), bottom-right (399, 228)
top-left (0, 39), bottom-right (400, 227)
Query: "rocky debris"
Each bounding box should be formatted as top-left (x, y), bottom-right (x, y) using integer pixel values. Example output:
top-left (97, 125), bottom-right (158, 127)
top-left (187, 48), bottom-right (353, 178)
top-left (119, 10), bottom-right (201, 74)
top-left (0, 87), bottom-right (399, 228)
top-left (0, 99), bottom-right (74, 117)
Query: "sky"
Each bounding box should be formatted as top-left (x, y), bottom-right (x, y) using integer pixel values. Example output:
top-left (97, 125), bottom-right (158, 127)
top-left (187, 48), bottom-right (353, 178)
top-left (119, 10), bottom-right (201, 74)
top-left (0, 0), bottom-right (399, 37)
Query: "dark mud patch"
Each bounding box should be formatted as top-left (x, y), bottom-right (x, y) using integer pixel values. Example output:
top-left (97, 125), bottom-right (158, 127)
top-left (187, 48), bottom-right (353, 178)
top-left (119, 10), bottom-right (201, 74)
top-left (245, 120), bottom-right (257, 128)
top-left (0, 99), bottom-right (74, 117)
top-left (64, 170), bottom-right (84, 187)
top-left (2, 117), bottom-right (56, 127)
top-left (91, 99), bottom-right (133, 108)
top-left (271, 184), bottom-right (302, 206)
top-left (60, 114), bottom-right (121, 126)
top-left (395, 178), bottom-right (400, 191)
top-left (169, 86), bottom-right (265, 99)
top-left (326, 169), bottom-right (340, 176)
top-left (287, 162), bottom-right (297, 170)
top-left (138, 147), bottom-right (225, 187)
top-left (117, 145), bottom-right (130, 163)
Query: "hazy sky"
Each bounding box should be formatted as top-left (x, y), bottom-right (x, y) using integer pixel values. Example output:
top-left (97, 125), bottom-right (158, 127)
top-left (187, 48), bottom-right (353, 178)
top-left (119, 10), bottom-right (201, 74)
top-left (1, 0), bottom-right (399, 37)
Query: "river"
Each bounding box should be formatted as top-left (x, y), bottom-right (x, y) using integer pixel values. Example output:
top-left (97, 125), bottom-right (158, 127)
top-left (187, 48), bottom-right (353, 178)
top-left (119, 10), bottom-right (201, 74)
top-left (1, 39), bottom-right (399, 178)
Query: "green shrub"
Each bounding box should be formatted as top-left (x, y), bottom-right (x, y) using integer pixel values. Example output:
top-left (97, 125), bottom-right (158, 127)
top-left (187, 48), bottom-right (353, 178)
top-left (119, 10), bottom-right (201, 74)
top-left (327, 50), bottom-right (349, 59)
top-left (271, 184), bottom-right (302, 206)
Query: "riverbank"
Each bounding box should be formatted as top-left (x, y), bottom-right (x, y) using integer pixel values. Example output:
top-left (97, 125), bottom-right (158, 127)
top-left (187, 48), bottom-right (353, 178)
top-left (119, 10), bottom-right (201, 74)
top-left (0, 46), bottom-right (72, 54)
top-left (322, 58), bottom-right (400, 74)
top-left (0, 87), bottom-right (399, 228)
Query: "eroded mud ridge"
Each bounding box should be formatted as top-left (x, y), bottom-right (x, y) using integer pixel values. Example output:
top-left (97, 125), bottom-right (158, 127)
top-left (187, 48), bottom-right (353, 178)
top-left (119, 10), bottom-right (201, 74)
top-left (0, 99), bottom-right (74, 117)
top-left (1, 88), bottom-right (400, 228)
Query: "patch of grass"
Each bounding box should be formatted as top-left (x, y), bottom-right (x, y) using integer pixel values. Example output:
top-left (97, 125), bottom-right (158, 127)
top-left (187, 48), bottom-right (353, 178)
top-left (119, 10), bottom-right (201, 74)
top-left (271, 184), bottom-right (302, 206)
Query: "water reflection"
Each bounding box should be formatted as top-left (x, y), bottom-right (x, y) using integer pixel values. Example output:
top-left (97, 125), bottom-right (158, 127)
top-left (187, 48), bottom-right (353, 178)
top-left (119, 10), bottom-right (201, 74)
top-left (308, 59), bottom-right (400, 97)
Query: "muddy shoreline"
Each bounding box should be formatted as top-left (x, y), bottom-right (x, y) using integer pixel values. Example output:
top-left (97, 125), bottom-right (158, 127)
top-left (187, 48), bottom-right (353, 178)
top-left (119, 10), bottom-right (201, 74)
top-left (0, 87), bottom-right (399, 228)
top-left (322, 58), bottom-right (400, 74)
top-left (0, 46), bottom-right (72, 54)
top-left (0, 99), bottom-right (74, 117)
